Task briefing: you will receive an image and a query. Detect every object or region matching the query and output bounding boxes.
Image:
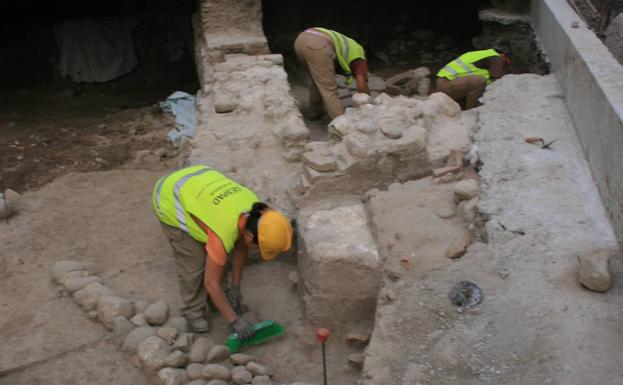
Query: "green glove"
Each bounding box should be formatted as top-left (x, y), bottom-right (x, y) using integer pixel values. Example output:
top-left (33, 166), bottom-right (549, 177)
top-left (227, 284), bottom-right (243, 315)
top-left (229, 316), bottom-right (256, 341)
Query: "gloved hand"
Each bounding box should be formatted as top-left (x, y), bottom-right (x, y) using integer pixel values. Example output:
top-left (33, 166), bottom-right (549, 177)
top-left (227, 284), bottom-right (243, 315)
top-left (229, 316), bottom-right (256, 341)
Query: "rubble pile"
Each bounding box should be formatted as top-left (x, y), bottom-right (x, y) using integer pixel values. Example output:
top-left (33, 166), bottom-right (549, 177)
top-left (293, 91), bottom-right (478, 202)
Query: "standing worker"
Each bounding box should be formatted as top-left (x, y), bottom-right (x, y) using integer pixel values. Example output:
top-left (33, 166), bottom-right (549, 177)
top-left (152, 165), bottom-right (293, 339)
top-left (294, 27), bottom-right (369, 120)
top-left (436, 42), bottom-right (511, 109)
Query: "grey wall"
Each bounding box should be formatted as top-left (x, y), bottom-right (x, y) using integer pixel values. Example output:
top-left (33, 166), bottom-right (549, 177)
top-left (530, 0), bottom-right (623, 246)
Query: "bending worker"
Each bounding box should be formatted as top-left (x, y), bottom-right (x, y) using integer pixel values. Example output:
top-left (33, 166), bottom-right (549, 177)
top-left (152, 165), bottom-right (293, 339)
top-left (436, 43), bottom-right (511, 109)
top-left (294, 27), bottom-right (369, 120)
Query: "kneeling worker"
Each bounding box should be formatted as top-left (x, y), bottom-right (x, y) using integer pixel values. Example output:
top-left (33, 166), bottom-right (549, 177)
top-left (294, 27), bottom-right (369, 120)
top-left (152, 165), bottom-right (293, 339)
top-left (436, 43), bottom-right (511, 109)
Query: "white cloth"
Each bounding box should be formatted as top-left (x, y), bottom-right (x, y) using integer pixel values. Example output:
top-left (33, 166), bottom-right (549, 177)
top-left (159, 91), bottom-right (198, 146)
top-left (57, 20), bottom-right (138, 83)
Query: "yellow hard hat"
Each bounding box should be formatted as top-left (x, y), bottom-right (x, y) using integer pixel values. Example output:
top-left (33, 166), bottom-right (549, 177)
top-left (258, 209), bottom-right (293, 261)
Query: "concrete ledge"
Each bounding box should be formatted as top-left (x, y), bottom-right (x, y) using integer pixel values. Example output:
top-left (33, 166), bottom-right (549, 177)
top-left (531, 0), bottom-right (623, 244)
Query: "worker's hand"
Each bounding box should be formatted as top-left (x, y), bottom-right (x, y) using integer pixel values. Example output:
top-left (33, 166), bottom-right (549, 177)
top-left (227, 284), bottom-right (243, 315)
top-left (229, 316), bottom-right (256, 341)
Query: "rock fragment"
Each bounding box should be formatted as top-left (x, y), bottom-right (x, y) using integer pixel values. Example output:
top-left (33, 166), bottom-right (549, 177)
top-left (164, 350), bottom-right (189, 368)
top-left (158, 367), bottom-right (188, 385)
top-left (52, 260), bottom-right (88, 283)
top-left (130, 313), bottom-right (148, 327)
top-left (186, 363), bottom-right (205, 380)
top-left (112, 316), bottom-right (135, 346)
top-left (158, 326), bottom-right (179, 344)
top-left (202, 364), bottom-right (230, 380)
top-left (436, 207), bottom-right (456, 219)
top-left (145, 301), bottom-right (169, 326)
top-left (137, 336), bottom-right (171, 371)
top-left (123, 326), bottom-right (157, 354)
top-left (205, 380), bottom-right (228, 385)
top-left (62, 276), bottom-right (103, 293)
top-left (231, 365), bottom-right (253, 384)
top-left (346, 332), bottom-right (370, 348)
top-left (380, 123), bottom-right (402, 139)
top-left (578, 249), bottom-right (614, 292)
top-left (288, 271), bottom-right (299, 286)
top-left (352, 93), bottom-right (371, 107)
top-left (134, 300), bottom-right (148, 313)
top-left (74, 282), bottom-right (115, 311)
top-left (246, 361), bottom-right (273, 377)
top-left (207, 345), bottom-right (231, 362)
top-left (165, 316), bottom-right (188, 334)
top-left (187, 381), bottom-right (207, 385)
top-left (446, 231), bottom-right (472, 259)
top-left (190, 337), bottom-right (214, 363)
top-left (302, 152), bottom-right (337, 172)
top-left (348, 353), bottom-right (365, 369)
top-left (252, 375), bottom-right (273, 385)
top-left (454, 179), bottom-right (480, 201)
top-left (172, 333), bottom-right (194, 353)
top-left (230, 353), bottom-right (256, 365)
top-left (97, 295), bottom-right (135, 329)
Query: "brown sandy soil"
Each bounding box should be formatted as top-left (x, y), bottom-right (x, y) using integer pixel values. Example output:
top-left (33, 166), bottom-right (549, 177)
top-left (0, 86), bottom-right (180, 192)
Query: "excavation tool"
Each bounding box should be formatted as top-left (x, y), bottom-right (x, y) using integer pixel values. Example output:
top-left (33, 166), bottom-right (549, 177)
top-left (224, 319), bottom-right (284, 353)
top-left (316, 328), bottom-right (331, 385)
top-left (525, 136), bottom-right (557, 149)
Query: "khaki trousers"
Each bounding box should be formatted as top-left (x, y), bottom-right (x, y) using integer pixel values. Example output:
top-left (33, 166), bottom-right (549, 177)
top-left (294, 31), bottom-right (344, 119)
top-left (436, 75), bottom-right (486, 110)
top-left (160, 223), bottom-right (208, 320)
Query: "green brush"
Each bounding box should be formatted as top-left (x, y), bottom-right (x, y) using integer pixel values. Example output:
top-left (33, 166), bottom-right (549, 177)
top-left (225, 320), bottom-right (285, 353)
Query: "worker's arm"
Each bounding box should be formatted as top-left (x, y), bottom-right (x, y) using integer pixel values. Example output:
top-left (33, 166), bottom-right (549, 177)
top-left (230, 238), bottom-right (248, 286)
top-left (204, 256), bottom-right (237, 323)
top-left (350, 59), bottom-right (369, 94)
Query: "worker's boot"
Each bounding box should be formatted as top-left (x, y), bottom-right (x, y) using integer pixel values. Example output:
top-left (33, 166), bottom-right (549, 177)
top-left (187, 317), bottom-right (210, 333)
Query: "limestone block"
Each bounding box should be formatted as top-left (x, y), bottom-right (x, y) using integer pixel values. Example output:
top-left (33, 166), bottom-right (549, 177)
top-left (353, 93), bottom-right (371, 107)
top-left (345, 133), bottom-right (372, 158)
top-left (373, 93), bottom-right (393, 106)
top-left (74, 282), bottom-right (115, 311)
top-left (380, 123), bottom-right (402, 139)
top-left (158, 367), bottom-right (188, 385)
top-left (298, 200), bottom-right (381, 327)
top-left (429, 92), bottom-right (460, 117)
top-left (302, 152), bottom-right (337, 172)
top-left (578, 249), bottom-right (614, 292)
top-left (202, 364), bottom-right (230, 380)
top-left (97, 296), bottom-right (135, 329)
top-left (304, 141), bottom-right (331, 155)
top-left (137, 336), bottom-right (171, 371)
top-left (52, 260), bottom-right (88, 283)
top-left (328, 115), bottom-right (351, 140)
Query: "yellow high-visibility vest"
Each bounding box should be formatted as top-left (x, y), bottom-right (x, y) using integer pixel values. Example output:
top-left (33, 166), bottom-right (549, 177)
top-left (152, 166), bottom-right (259, 252)
top-left (437, 49), bottom-right (499, 85)
top-left (314, 27), bottom-right (366, 85)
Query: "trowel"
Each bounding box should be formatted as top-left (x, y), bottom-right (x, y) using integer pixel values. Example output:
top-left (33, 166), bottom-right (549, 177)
top-left (225, 319), bottom-right (285, 353)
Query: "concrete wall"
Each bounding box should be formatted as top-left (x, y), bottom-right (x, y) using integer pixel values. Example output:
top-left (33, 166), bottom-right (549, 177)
top-left (531, 0), bottom-right (623, 245)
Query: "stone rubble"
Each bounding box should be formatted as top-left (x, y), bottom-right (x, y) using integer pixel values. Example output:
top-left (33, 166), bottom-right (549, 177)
top-left (97, 295), bottom-right (135, 329)
top-left (145, 301), bottom-right (170, 326)
top-left (158, 367), bottom-right (188, 385)
top-left (231, 365), bottom-right (253, 384)
top-left (137, 336), bottom-right (171, 371)
top-left (578, 249), bottom-right (614, 292)
top-left (202, 364), bottom-right (230, 380)
top-left (206, 345), bottom-right (231, 362)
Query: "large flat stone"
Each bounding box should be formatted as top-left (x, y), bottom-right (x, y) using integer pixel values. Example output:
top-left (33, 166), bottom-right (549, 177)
top-left (298, 199), bottom-right (381, 328)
